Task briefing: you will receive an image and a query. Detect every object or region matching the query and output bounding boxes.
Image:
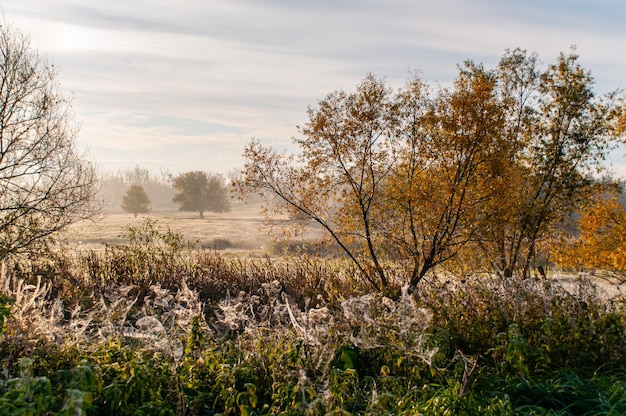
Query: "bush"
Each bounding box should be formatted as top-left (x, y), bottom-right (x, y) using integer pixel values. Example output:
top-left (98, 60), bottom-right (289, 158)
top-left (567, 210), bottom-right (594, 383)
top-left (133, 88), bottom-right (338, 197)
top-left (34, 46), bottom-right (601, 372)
top-left (1, 227), bottom-right (626, 414)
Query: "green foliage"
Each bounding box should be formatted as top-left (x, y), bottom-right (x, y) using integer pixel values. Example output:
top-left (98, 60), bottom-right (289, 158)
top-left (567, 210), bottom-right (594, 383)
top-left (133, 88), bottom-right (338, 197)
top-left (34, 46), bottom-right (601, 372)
top-left (2, 232), bottom-right (626, 414)
top-left (0, 358), bottom-right (55, 415)
top-left (332, 345), bottom-right (359, 371)
top-left (121, 184), bottom-right (152, 217)
top-left (0, 294), bottom-right (12, 332)
top-left (0, 357), bottom-right (100, 416)
top-left (93, 339), bottom-right (178, 415)
top-left (419, 277), bottom-right (626, 373)
top-left (172, 171), bottom-right (230, 218)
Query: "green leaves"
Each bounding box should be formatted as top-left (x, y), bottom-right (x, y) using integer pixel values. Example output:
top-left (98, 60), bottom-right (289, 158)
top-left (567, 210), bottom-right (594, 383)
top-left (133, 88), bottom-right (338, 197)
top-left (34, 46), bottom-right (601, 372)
top-left (0, 358), bottom-right (101, 416)
top-left (121, 185), bottom-right (152, 217)
top-left (171, 171), bottom-right (230, 218)
top-left (0, 294), bottom-right (12, 333)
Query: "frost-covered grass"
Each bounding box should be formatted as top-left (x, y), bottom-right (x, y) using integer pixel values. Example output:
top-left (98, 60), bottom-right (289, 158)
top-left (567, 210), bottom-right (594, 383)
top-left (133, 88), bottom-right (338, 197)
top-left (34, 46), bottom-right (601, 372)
top-left (1, 221), bottom-right (626, 415)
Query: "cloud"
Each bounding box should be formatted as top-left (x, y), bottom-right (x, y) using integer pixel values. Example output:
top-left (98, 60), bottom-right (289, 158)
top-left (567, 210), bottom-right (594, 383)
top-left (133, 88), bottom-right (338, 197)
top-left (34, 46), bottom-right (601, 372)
top-left (2, 0), bottom-right (626, 174)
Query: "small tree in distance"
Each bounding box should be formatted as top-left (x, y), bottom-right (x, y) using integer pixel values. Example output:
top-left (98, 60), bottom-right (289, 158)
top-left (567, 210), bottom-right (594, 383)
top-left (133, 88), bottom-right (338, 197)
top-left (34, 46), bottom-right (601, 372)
top-left (172, 171), bottom-right (230, 218)
top-left (121, 185), bottom-right (152, 218)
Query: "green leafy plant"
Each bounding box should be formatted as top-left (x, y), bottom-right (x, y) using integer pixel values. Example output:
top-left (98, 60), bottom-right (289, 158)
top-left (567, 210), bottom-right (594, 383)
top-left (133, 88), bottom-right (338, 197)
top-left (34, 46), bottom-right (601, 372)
top-left (0, 294), bottom-right (12, 332)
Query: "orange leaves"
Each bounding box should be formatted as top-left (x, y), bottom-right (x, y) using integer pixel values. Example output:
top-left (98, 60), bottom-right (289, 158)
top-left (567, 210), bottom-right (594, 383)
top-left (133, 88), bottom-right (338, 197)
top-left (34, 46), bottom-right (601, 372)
top-left (237, 50), bottom-right (625, 289)
top-left (553, 196), bottom-right (626, 271)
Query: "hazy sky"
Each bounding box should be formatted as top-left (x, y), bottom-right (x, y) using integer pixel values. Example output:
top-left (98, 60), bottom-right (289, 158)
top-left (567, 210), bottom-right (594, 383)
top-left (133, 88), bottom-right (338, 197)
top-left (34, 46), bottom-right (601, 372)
top-left (3, 1), bottom-right (626, 176)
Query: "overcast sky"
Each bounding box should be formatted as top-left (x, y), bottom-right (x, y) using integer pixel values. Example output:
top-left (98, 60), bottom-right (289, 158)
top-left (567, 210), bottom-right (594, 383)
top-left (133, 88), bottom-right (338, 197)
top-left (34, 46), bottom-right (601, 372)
top-left (3, 0), bottom-right (626, 176)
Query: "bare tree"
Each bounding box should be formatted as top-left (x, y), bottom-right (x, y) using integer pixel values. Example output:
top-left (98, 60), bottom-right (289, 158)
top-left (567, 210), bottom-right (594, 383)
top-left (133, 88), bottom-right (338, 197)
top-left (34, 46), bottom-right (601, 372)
top-left (0, 23), bottom-right (99, 258)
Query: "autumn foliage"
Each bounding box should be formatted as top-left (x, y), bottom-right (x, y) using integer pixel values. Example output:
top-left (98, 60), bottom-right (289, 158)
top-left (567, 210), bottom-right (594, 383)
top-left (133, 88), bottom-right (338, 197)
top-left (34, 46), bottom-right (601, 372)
top-left (238, 49), bottom-right (624, 290)
top-left (554, 196), bottom-right (626, 272)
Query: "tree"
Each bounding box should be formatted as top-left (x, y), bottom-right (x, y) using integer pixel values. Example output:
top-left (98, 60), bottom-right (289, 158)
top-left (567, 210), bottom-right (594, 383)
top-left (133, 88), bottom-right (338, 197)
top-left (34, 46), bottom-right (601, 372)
top-left (381, 64), bottom-right (508, 287)
top-left (172, 171), bottom-right (230, 218)
top-left (0, 23), bottom-right (98, 259)
top-left (237, 50), bottom-right (624, 292)
top-left (475, 49), bottom-right (622, 278)
top-left (100, 166), bottom-right (177, 213)
top-left (238, 72), bottom-right (507, 291)
top-left (553, 195), bottom-right (626, 272)
top-left (122, 165), bottom-right (152, 185)
top-left (121, 185), bottom-right (151, 218)
top-left (120, 166), bottom-right (175, 211)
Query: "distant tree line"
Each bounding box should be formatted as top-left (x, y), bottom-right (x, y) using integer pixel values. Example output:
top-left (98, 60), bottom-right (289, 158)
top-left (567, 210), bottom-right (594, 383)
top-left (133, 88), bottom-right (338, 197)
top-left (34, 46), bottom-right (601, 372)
top-left (107, 166), bottom-right (231, 218)
top-left (101, 166), bottom-right (175, 213)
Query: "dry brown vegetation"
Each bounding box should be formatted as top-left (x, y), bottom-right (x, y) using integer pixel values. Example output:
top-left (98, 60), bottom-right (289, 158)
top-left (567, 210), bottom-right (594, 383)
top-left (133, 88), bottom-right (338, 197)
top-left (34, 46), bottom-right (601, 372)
top-left (60, 203), bottom-right (323, 254)
top-left (2, 219), bottom-right (626, 414)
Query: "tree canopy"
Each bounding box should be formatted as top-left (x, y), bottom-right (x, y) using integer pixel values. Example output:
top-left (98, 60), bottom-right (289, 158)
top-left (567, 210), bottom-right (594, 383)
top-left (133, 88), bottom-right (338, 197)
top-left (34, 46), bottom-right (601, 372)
top-left (237, 49), bottom-right (624, 291)
top-left (121, 185), bottom-right (152, 218)
top-left (553, 194), bottom-right (626, 272)
top-left (172, 171), bottom-right (230, 218)
top-left (0, 23), bottom-right (99, 259)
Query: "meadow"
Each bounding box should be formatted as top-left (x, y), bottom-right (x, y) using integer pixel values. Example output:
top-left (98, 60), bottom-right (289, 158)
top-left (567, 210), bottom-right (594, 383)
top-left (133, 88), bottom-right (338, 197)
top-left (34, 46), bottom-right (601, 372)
top-left (63, 203), bottom-right (272, 252)
top-left (63, 203), bottom-right (325, 255)
top-left (0, 211), bottom-right (626, 415)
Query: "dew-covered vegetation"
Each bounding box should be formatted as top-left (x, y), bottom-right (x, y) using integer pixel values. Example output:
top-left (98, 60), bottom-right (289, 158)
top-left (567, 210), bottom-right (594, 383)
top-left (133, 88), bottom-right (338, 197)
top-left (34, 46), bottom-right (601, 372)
top-left (1, 220), bottom-right (626, 415)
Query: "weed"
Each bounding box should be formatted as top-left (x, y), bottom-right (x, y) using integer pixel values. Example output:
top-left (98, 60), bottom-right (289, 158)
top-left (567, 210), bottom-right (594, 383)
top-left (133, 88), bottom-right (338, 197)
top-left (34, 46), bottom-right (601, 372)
top-left (0, 224), bottom-right (625, 414)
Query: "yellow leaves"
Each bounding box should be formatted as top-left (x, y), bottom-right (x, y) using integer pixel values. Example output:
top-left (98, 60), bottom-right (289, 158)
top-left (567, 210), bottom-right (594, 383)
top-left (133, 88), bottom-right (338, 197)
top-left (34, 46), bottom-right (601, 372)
top-left (614, 104), bottom-right (626, 140)
top-left (553, 196), bottom-right (626, 271)
top-left (238, 49), bottom-right (625, 286)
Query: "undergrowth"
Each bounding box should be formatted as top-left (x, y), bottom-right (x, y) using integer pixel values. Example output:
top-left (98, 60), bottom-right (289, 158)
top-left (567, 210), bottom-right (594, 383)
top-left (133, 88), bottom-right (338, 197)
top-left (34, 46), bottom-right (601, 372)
top-left (0, 220), bottom-right (625, 415)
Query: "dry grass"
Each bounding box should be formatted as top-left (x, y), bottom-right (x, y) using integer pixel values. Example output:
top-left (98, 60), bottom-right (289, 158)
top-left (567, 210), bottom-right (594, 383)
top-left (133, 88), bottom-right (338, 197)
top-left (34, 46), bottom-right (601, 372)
top-left (3, 218), bottom-right (626, 414)
top-left (55, 201), bottom-right (626, 298)
top-left (59, 202), bottom-right (323, 254)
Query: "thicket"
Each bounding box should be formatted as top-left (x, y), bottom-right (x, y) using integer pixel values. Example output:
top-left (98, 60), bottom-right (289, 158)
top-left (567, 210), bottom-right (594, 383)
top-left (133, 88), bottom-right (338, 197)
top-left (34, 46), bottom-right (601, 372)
top-left (0, 221), bottom-right (625, 415)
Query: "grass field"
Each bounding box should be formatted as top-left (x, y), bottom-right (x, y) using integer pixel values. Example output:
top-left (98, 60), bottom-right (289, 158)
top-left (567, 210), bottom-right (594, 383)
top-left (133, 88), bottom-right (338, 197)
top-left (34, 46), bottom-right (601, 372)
top-left (4, 203), bottom-right (626, 414)
top-left (59, 203), bottom-right (626, 299)
top-left (4, 220), bottom-right (626, 414)
top-left (60, 202), bottom-right (323, 254)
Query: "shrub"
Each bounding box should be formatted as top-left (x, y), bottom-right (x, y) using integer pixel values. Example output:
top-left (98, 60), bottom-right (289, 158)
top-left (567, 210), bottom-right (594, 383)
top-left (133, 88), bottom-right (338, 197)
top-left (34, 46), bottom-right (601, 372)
top-left (1, 225), bottom-right (626, 414)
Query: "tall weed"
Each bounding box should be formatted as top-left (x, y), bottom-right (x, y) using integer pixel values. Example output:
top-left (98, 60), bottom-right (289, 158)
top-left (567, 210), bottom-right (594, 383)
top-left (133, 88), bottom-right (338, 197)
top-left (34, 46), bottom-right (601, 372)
top-left (0, 221), bottom-right (625, 414)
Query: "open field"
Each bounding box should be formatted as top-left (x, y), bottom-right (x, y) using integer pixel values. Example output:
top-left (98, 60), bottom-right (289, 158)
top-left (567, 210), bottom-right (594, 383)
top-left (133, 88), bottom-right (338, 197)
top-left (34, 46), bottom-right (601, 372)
top-left (60, 203), bottom-right (324, 254)
top-left (4, 201), bottom-right (626, 414)
top-left (59, 203), bottom-right (626, 297)
top-left (3, 235), bottom-right (626, 414)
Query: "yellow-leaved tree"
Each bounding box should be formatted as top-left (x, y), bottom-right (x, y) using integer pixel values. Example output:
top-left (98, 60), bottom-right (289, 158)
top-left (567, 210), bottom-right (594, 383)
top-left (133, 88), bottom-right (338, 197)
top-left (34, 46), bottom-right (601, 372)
top-left (236, 50), bottom-right (624, 292)
top-left (553, 196), bottom-right (626, 271)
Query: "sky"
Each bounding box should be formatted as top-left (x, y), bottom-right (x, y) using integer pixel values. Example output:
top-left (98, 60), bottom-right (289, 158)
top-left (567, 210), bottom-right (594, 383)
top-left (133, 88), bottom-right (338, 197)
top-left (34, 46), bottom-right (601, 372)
top-left (2, 0), bottom-right (626, 176)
